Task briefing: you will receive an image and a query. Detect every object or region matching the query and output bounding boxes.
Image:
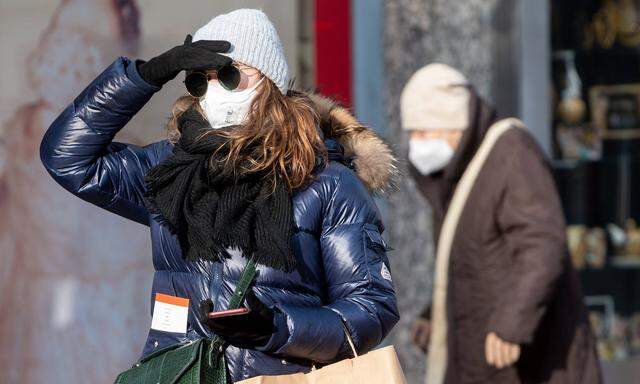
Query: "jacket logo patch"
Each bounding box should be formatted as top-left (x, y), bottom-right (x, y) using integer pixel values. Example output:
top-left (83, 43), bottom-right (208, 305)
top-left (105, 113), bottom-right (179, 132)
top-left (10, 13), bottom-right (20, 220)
top-left (381, 263), bottom-right (393, 282)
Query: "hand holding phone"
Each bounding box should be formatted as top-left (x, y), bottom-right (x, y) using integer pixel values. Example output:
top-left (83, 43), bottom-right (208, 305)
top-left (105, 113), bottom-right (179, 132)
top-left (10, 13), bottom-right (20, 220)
top-left (199, 291), bottom-right (275, 349)
top-left (207, 307), bottom-right (250, 319)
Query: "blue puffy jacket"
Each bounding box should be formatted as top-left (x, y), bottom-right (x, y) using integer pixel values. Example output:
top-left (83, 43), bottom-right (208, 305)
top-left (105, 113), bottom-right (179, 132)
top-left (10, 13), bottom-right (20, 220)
top-left (40, 57), bottom-right (399, 382)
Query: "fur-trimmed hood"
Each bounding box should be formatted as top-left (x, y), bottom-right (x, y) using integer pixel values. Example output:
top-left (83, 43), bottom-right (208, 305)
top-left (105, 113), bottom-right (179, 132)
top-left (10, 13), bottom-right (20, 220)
top-left (307, 93), bottom-right (398, 195)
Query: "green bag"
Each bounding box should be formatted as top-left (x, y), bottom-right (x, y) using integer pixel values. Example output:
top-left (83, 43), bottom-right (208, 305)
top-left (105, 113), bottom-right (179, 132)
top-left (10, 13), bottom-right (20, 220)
top-left (115, 259), bottom-right (258, 384)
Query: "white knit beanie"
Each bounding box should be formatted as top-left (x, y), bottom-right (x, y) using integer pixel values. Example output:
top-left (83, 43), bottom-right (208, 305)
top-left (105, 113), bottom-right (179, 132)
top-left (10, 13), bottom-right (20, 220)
top-left (193, 9), bottom-right (290, 94)
top-left (401, 63), bottom-right (471, 131)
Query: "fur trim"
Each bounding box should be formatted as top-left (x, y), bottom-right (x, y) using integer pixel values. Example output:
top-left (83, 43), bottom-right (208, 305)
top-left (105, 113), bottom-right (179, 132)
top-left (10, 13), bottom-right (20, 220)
top-left (307, 93), bottom-right (398, 194)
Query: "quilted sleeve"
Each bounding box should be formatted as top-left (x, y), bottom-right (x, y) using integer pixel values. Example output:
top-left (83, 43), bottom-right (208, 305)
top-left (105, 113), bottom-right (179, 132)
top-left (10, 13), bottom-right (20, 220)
top-left (40, 57), bottom-right (163, 225)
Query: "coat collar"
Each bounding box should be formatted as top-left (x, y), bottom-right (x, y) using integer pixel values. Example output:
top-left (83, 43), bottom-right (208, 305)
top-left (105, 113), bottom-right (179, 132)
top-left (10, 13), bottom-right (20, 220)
top-left (441, 90), bottom-right (497, 184)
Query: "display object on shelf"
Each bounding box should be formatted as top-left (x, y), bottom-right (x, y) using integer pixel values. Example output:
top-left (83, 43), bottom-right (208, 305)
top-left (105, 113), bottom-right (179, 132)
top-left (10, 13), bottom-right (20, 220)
top-left (567, 221), bottom-right (640, 270)
top-left (590, 83), bottom-right (640, 140)
top-left (589, 310), bottom-right (640, 361)
top-left (583, 0), bottom-right (640, 50)
top-left (554, 50), bottom-right (586, 126)
top-left (586, 295), bottom-right (640, 361)
top-left (555, 123), bottom-right (602, 160)
top-left (567, 225), bottom-right (607, 269)
top-left (552, 50), bottom-right (601, 160)
top-left (607, 219), bottom-right (640, 260)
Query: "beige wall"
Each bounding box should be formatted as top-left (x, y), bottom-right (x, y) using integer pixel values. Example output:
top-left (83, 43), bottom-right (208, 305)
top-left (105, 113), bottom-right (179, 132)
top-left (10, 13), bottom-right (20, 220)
top-left (0, 1), bottom-right (300, 383)
top-left (0, 0), bottom-right (58, 121)
top-left (0, 0), bottom-right (300, 139)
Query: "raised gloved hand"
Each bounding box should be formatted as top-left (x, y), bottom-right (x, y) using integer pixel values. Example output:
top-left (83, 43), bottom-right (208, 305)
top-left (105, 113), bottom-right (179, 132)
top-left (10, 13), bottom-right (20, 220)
top-left (200, 290), bottom-right (275, 349)
top-left (137, 34), bottom-right (231, 87)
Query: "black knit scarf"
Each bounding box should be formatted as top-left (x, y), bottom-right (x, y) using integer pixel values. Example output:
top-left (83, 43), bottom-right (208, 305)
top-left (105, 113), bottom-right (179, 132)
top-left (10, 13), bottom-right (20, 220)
top-left (143, 107), bottom-right (296, 272)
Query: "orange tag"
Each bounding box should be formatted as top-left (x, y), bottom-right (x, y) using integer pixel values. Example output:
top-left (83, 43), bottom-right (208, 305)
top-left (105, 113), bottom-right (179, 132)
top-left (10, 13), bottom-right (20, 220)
top-left (150, 293), bottom-right (189, 334)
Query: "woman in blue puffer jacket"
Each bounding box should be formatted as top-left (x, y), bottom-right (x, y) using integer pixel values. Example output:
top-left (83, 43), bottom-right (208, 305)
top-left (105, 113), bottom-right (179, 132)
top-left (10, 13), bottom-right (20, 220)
top-left (39, 8), bottom-right (399, 382)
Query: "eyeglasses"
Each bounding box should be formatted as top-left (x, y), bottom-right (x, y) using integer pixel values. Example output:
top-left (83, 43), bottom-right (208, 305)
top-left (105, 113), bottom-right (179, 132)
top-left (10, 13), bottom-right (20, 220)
top-left (184, 64), bottom-right (242, 97)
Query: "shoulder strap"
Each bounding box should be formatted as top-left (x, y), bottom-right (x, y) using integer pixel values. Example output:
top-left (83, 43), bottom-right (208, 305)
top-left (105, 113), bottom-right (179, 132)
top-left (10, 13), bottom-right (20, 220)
top-left (426, 118), bottom-right (524, 384)
top-left (228, 258), bottom-right (259, 309)
top-left (207, 258), bottom-right (258, 366)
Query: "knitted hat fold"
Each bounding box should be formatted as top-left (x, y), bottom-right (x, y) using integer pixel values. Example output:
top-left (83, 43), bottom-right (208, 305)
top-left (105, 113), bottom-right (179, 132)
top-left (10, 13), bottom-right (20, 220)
top-left (193, 9), bottom-right (290, 94)
top-left (401, 63), bottom-right (471, 131)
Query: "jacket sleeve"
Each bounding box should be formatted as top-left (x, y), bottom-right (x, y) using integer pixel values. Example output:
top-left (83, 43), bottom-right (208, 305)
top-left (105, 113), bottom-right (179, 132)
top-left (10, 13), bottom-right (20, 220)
top-left (260, 167), bottom-right (400, 363)
top-left (487, 130), bottom-right (567, 344)
top-left (40, 57), bottom-right (162, 226)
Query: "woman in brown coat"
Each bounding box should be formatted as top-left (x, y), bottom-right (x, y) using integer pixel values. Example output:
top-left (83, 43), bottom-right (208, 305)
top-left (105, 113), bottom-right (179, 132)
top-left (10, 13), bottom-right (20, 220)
top-left (402, 64), bottom-right (601, 384)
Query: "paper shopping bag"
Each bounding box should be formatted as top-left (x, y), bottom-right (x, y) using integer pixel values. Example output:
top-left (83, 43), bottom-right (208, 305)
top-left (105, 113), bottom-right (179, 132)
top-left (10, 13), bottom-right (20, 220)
top-left (237, 345), bottom-right (406, 384)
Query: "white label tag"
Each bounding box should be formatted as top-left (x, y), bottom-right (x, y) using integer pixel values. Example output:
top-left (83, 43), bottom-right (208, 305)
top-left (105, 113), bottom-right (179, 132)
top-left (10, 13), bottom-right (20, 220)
top-left (381, 263), bottom-right (393, 282)
top-left (150, 293), bottom-right (189, 334)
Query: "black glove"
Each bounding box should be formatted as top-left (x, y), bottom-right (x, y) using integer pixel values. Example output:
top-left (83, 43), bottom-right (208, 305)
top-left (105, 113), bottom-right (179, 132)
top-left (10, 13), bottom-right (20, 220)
top-left (200, 290), bottom-right (275, 349)
top-left (137, 34), bottom-right (231, 87)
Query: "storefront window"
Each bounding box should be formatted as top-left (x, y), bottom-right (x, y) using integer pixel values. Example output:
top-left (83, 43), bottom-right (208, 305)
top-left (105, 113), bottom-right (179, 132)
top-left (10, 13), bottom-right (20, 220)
top-left (552, 0), bottom-right (640, 367)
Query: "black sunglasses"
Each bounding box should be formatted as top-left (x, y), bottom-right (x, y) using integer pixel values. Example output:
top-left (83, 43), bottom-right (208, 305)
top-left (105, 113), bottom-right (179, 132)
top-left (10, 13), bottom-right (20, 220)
top-left (184, 65), bottom-right (241, 97)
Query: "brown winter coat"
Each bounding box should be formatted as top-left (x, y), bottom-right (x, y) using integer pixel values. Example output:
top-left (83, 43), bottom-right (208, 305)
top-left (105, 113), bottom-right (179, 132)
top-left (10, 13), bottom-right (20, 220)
top-left (412, 93), bottom-right (601, 384)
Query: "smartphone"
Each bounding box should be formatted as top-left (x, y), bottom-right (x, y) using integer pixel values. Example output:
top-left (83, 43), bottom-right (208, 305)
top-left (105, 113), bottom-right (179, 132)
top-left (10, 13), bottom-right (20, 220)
top-left (207, 307), bottom-right (250, 319)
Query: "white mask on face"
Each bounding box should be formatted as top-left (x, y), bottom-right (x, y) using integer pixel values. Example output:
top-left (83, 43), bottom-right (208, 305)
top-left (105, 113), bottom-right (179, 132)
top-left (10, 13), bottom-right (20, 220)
top-left (199, 77), bottom-right (264, 128)
top-left (408, 138), bottom-right (455, 175)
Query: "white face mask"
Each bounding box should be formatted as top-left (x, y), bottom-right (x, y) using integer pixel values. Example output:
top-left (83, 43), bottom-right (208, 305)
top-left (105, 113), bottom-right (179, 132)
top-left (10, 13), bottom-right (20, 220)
top-left (408, 138), bottom-right (455, 175)
top-left (199, 77), bottom-right (264, 129)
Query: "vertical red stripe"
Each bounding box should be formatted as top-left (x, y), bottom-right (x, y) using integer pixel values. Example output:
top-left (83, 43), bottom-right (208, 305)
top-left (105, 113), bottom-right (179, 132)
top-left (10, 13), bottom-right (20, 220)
top-left (314, 0), bottom-right (352, 107)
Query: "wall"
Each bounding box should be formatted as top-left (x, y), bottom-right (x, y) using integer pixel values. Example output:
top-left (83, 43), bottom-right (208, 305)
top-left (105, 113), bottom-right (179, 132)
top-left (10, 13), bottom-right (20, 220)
top-left (0, 1), bottom-right (298, 383)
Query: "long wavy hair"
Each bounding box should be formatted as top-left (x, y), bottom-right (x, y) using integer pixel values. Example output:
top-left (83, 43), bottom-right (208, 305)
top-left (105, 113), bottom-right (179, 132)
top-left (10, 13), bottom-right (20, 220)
top-left (166, 77), bottom-right (326, 191)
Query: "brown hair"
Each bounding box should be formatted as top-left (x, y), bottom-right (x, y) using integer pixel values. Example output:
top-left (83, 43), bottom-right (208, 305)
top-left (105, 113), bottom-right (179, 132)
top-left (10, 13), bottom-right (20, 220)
top-left (166, 78), bottom-right (326, 191)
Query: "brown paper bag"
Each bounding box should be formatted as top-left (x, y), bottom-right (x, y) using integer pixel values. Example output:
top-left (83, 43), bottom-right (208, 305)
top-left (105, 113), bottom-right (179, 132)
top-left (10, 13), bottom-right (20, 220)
top-left (236, 345), bottom-right (406, 384)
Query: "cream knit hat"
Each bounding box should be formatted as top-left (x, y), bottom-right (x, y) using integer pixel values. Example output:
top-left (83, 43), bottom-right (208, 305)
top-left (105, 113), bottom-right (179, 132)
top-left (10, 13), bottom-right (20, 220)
top-left (400, 63), bottom-right (471, 131)
top-left (193, 9), bottom-right (290, 94)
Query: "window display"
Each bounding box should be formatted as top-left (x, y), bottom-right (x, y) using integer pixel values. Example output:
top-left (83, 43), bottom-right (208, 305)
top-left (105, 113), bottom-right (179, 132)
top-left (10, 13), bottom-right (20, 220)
top-left (552, 0), bottom-right (640, 369)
